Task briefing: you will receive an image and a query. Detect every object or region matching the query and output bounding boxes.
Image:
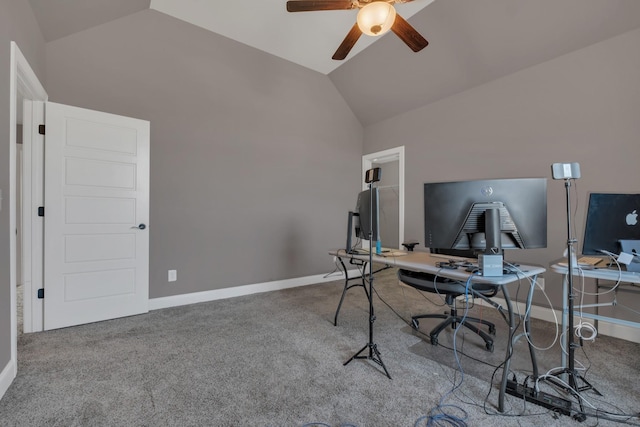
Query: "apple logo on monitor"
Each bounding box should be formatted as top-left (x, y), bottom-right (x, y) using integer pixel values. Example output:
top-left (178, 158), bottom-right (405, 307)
top-left (626, 209), bottom-right (638, 226)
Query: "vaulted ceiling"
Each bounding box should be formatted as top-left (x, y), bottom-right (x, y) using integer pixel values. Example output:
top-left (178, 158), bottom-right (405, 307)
top-left (28, 0), bottom-right (640, 125)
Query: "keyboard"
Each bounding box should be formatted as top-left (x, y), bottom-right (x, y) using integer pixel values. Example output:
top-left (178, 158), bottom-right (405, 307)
top-left (558, 256), bottom-right (603, 268)
top-left (578, 256), bottom-right (603, 267)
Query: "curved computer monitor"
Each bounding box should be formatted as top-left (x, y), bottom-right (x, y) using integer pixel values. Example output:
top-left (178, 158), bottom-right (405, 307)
top-left (424, 178), bottom-right (547, 253)
top-left (582, 193), bottom-right (640, 256)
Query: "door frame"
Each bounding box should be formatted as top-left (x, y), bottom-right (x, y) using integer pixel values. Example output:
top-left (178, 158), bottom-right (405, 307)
top-left (20, 99), bottom-right (45, 333)
top-left (362, 146), bottom-right (405, 248)
top-left (5, 42), bottom-right (47, 395)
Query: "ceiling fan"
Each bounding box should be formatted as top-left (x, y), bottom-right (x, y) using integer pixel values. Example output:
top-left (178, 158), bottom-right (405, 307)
top-left (286, 0), bottom-right (429, 60)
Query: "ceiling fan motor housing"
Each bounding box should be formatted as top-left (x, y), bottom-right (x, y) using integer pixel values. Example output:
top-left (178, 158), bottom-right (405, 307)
top-left (357, 1), bottom-right (397, 36)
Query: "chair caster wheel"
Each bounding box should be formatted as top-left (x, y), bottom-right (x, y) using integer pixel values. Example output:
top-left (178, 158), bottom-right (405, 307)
top-left (489, 325), bottom-right (496, 335)
top-left (411, 319), bottom-right (419, 330)
top-left (430, 337), bottom-right (438, 346)
top-left (485, 342), bottom-right (494, 352)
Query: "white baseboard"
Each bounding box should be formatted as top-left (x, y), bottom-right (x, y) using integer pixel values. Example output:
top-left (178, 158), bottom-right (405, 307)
top-left (590, 320), bottom-right (640, 342)
top-left (150, 271), bottom-right (640, 344)
top-left (483, 297), bottom-right (640, 344)
top-left (0, 359), bottom-right (17, 402)
top-left (149, 269), bottom-right (359, 311)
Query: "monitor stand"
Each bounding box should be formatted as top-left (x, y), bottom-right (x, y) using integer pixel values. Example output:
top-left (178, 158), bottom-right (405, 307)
top-left (619, 240), bottom-right (640, 272)
top-left (345, 211), bottom-right (358, 254)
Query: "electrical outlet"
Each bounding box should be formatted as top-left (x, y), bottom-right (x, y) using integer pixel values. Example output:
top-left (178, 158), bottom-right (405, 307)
top-left (168, 270), bottom-right (177, 282)
top-left (536, 277), bottom-right (545, 291)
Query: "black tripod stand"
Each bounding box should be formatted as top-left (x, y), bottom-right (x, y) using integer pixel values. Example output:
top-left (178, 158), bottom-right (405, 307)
top-left (546, 174), bottom-right (600, 421)
top-left (343, 170), bottom-right (391, 379)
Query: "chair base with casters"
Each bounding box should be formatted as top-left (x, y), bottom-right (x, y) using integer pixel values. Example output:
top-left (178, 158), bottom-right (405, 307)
top-left (398, 268), bottom-right (497, 352)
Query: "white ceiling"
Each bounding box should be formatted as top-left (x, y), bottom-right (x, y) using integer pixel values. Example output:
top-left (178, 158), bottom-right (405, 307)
top-left (149, 0), bottom-right (434, 74)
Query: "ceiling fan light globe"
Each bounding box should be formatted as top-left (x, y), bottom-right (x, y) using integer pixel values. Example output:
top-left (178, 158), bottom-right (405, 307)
top-left (357, 2), bottom-right (396, 36)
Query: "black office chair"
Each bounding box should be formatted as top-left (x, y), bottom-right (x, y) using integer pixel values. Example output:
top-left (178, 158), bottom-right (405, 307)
top-left (397, 268), bottom-right (498, 352)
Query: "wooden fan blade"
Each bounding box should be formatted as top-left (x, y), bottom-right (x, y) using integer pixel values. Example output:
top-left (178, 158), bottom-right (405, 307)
top-left (286, 0), bottom-right (355, 12)
top-left (332, 23), bottom-right (362, 60)
top-left (391, 14), bottom-right (428, 52)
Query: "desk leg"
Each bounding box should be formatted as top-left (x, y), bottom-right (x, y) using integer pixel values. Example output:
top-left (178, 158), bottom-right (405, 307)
top-left (334, 258), bottom-right (369, 326)
top-left (498, 284), bottom-right (515, 413)
top-left (525, 277), bottom-right (539, 379)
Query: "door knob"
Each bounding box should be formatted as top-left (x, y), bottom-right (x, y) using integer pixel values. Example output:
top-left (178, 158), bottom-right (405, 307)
top-left (132, 223), bottom-right (146, 230)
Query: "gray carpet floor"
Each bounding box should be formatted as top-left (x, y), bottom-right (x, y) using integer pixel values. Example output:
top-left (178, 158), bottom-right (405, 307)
top-left (2, 267), bottom-right (639, 426)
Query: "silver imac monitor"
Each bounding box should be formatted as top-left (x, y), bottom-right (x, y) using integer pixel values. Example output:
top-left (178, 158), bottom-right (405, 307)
top-left (582, 193), bottom-right (640, 256)
top-left (424, 178), bottom-right (547, 253)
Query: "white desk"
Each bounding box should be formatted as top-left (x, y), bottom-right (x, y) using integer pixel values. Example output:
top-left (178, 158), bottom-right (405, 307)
top-left (332, 249), bottom-right (545, 284)
top-left (331, 249), bottom-right (546, 413)
top-left (550, 262), bottom-right (640, 370)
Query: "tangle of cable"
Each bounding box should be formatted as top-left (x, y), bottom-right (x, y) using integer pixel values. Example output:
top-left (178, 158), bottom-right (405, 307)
top-left (414, 276), bottom-right (477, 427)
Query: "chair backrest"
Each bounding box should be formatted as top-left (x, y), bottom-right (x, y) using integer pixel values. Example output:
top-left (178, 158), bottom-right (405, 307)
top-left (397, 268), bottom-right (498, 298)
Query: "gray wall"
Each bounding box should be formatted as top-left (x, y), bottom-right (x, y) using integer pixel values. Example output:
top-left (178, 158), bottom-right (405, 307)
top-left (44, 10), bottom-right (363, 299)
top-left (0, 0), bottom-right (46, 381)
top-left (363, 28), bottom-right (640, 311)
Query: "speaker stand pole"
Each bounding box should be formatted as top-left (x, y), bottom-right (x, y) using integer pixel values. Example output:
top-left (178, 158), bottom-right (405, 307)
top-left (544, 178), bottom-right (599, 422)
top-left (343, 180), bottom-right (391, 379)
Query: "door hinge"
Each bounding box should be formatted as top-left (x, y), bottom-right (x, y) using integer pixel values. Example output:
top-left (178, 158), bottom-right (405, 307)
top-left (38, 206), bottom-right (45, 217)
top-left (38, 124), bottom-right (45, 135)
top-left (37, 288), bottom-right (44, 299)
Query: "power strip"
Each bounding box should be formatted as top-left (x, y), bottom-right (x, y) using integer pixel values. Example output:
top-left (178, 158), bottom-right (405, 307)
top-left (506, 380), bottom-right (572, 416)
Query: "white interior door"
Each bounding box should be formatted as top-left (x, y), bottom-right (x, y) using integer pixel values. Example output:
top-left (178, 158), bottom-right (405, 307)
top-left (44, 102), bottom-right (150, 330)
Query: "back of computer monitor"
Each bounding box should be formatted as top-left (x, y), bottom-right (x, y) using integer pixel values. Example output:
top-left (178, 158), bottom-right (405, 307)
top-left (424, 178), bottom-right (547, 252)
top-left (356, 188), bottom-right (380, 242)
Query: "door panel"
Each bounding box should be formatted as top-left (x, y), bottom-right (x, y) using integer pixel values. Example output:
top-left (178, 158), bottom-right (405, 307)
top-left (63, 269), bottom-right (136, 301)
top-left (44, 102), bottom-right (149, 330)
top-left (64, 234), bottom-right (136, 263)
top-left (65, 158), bottom-right (136, 188)
top-left (65, 197), bottom-right (136, 224)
